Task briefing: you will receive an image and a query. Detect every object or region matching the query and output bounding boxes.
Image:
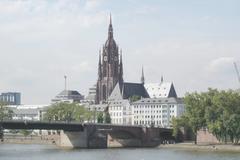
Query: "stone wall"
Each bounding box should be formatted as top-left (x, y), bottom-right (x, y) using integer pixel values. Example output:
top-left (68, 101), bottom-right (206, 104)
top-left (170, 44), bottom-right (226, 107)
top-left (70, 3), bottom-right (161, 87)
top-left (197, 129), bottom-right (219, 145)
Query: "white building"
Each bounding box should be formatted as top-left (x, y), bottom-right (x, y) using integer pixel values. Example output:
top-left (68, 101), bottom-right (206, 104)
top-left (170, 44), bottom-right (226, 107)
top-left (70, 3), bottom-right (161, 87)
top-left (8, 104), bottom-right (50, 121)
top-left (107, 82), bottom-right (149, 125)
top-left (131, 97), bottom-right (184, 128)
top-left (108, 99), bottom-right (132, 125)
top-left (144, 81), bottom-right (177, 99)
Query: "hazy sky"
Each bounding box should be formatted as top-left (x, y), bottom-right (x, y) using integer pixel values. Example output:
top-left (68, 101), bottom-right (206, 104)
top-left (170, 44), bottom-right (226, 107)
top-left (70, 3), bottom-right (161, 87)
top-left (0, 0), bottom-right (240, 104)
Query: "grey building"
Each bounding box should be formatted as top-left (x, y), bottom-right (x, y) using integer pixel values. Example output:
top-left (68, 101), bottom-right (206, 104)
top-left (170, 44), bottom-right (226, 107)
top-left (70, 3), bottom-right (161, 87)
top-left (51, 90), bottom-right (84, 104)
top-left (0, 92), bottom-right (21, 105)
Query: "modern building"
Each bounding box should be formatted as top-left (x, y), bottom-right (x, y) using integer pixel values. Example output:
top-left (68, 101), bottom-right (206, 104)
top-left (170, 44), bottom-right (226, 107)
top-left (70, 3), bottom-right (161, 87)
top-left (51, 90), bottom-right (84, 104)
top-left (131, 97), bottom-right (185, 128)
top-left (96, 15), bottom-right (124, 104)
top-left (0, 92), bottom-right (21, 105)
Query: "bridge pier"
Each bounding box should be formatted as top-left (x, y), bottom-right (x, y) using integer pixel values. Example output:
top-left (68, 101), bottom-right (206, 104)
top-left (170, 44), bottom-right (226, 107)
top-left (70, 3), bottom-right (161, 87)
top-left (59, 130), bottom-right (88, 148)
top-left (0, 125), bottom-right (3, 142)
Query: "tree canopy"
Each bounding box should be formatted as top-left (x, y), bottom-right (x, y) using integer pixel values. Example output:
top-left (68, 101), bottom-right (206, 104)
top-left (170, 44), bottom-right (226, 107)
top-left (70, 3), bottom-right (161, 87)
top-left (173, 88), bottom-right (240, 144)
top-left (0, 102), bottom-right (13, 121)
top-left (44, 103), bottom-right (94, 122)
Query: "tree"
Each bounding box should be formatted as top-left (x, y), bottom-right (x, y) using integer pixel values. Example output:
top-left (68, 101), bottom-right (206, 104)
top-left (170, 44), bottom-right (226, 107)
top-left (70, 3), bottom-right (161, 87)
top-left (176, 88), bottom-right (240, 145)
top-left (172, 116), bottom-right (191, 142)
top-left (0, 102), bottom-right (13, 121)
top-left (184, 92), bottom-right (206, 144)
top-left (44, 102), bottom-right (94, 122)
top-left (104, 112), bottom-right (111, 124)
top-left (97, 112), bottom-right (104, 123)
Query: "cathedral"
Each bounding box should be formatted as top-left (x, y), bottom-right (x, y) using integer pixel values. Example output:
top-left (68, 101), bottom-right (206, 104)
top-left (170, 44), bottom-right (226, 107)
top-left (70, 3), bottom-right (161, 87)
top-left (95, 16), bottom-right (123, 104)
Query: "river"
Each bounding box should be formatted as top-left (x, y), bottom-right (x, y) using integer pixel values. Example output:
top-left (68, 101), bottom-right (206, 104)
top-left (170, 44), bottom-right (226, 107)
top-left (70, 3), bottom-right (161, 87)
top-left (0, 144), bottom-right (240, 160)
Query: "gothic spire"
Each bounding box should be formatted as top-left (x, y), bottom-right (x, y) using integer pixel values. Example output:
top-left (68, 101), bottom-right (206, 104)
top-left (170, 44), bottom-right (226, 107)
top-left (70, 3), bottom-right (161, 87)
top-left (141, 66), bottom-right (145, 84)
top-left (108, 14), bottom-right (113, 39)
top-left (110, 13), bottom-right (112, 25)
top-left (161, 75), bottom-right (164, 83)
top-left (98, 50), bottom-right (102, 79)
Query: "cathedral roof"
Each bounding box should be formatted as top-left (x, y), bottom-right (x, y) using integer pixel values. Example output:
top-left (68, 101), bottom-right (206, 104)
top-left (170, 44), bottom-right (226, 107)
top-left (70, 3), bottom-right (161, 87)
top-left (122, 82), bottom-right (149, 99)
top-left (108, 82), bottom-right (149, 100)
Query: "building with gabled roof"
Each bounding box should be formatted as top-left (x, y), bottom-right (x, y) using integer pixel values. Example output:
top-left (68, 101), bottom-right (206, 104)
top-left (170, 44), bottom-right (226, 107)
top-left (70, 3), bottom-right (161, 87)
top-left (144, 78), bottom-right (177, 98)
top-left (108, 82), bottom-right (149, 101)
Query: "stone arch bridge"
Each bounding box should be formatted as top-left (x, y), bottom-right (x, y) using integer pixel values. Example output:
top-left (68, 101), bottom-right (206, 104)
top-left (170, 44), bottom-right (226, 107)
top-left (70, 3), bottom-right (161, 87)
top-left (0, 121), bottom-right (174, 148)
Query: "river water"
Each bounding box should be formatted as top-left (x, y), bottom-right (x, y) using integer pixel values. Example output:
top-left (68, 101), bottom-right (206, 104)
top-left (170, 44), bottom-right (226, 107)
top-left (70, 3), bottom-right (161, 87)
top-left (1, 144), bottom-right (240, 160)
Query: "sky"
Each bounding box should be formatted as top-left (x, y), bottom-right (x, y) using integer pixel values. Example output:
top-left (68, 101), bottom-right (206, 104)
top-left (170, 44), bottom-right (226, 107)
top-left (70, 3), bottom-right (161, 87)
top-left (0, 0), bottom-right (240, 104)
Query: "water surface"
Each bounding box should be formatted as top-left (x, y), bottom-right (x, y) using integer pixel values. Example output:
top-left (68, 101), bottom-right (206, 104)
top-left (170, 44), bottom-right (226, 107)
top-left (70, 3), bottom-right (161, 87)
top-left (0, 144), bottom-right (240, 160)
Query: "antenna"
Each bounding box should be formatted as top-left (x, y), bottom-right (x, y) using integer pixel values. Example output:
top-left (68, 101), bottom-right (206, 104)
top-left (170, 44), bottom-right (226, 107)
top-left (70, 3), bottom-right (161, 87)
top-left (64, 75), bottom-right (67, 91)
top-left (233, 62), bottom-right (240, 85)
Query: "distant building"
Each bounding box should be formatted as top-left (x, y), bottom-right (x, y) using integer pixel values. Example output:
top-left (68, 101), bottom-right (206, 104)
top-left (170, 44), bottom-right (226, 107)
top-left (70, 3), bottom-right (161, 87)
top-left (108, 99), bottom-right (132, 125)
top-left (96, 15), bottom-right (123, 104)
top-left (12, 108), bottom-right (40, 121)
top-left (105, 78), bottom-right (184, 127)
top-left (83, 85), bottom-right (96, 104)
top-left (131, 97), bottom-right (184, 128)
top-left (144, 77), bottom-right (177, 98)
top-left (107, 82), bottom-right (149, 125)
top-left (8, 104), bottom-right (49, 121)
top-left (51, 90), bottom-right (84, 104)
top-left (108, 82), bottom-right (149, 101)
top-left (0, 92), bottom-right (21, 105)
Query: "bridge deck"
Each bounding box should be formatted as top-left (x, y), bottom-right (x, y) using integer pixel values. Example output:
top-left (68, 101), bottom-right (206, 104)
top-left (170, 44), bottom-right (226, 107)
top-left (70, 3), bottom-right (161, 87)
top-left (0, 121), bottom-right (172, 132)
top-left (0, 121), bottom-right (84, 131)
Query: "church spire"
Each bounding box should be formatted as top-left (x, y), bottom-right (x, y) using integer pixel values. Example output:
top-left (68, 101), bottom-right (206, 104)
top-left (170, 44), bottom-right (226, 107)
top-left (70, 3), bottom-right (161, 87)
top-left (141, 66), bottom-right (145, 84)
top-left (108, 14), bottom-right (113, 39)
top-left (98, 50), bottom-right (102, 79)
top-left (161, 75), bottom-right (164, 83)
top-left (110, 13), bottom-right (112, 25)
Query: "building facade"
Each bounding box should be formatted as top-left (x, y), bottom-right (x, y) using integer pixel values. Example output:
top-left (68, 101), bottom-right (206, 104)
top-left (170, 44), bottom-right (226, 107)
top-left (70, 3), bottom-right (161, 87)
top-left (0, 92), bottom-right (21, 105)
top-left (107, 82), bottom-right (149, 125)
top-left (96, 16), bottom-right (123, 104)
top-left (108, 99), bottom-right (132, 125)
top-left (131, 97), bottom-right (184, 128)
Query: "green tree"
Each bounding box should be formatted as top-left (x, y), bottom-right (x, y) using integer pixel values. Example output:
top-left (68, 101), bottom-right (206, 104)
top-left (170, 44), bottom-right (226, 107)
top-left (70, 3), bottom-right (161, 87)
top-left (176, 88), bottom-right (240, 144)
top-left (97, 112), bottom-right (104, 123)
top-left (184, 92), bottom-right (206, 144)
top-left (172, 115), bottom-right (190, 142)
top-left (44, 102), bottom-right (94, 122)
top-left (0, 102), bottom-right (13, 121)
top-left (104, 112), bottom-right (111, 124)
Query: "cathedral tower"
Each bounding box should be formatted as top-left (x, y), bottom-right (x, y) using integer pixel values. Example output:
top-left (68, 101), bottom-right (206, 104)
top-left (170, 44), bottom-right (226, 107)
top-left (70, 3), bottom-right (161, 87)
top-left (96, 15), bottom-right (123, 104)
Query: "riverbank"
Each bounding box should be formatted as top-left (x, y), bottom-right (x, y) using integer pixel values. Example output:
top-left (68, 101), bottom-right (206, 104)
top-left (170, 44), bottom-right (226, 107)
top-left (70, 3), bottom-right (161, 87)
top-left (0, 134), bottom-right (59, 145)
top-left (159, 143), bottom-right (240, 152)
top-left (1, 136), bottom-right (240, 152)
